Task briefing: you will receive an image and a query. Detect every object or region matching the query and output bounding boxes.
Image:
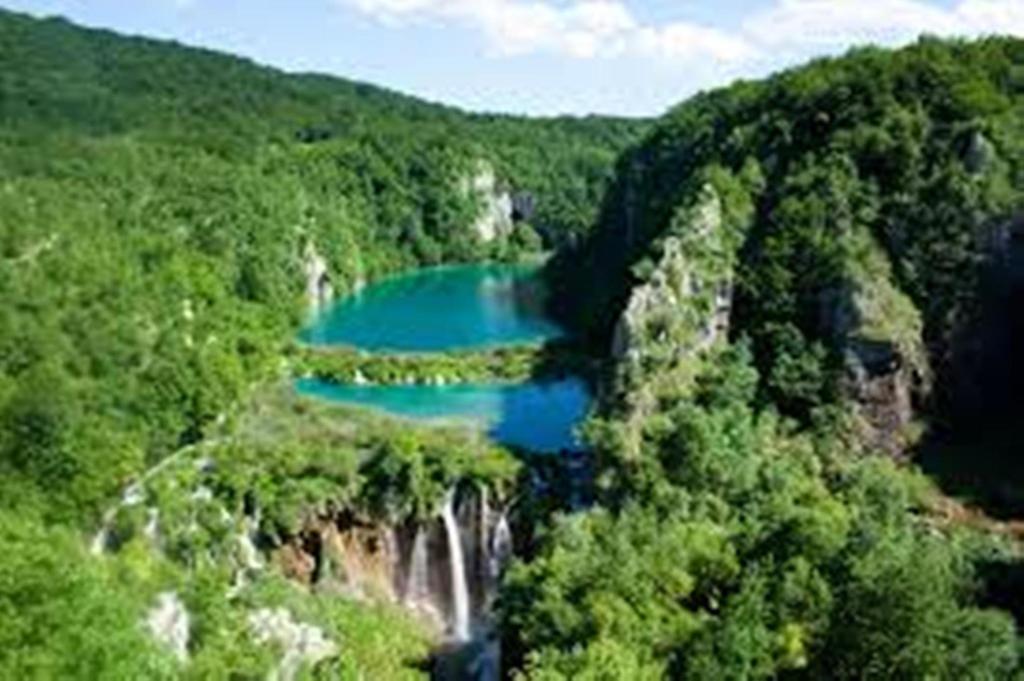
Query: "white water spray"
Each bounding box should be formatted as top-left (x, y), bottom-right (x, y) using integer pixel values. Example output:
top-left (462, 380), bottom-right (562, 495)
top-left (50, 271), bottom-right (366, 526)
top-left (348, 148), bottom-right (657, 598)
top-left (489, 511), bottom-right (513, 581)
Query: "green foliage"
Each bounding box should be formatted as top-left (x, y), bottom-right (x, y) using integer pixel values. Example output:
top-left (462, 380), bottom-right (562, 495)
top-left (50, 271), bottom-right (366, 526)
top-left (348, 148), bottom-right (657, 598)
top-left (0, 11), bottom-right (638, 678)
top-left (294, 339), bottom-right (599, 387)
top-left (89, 391), bottom-right (516, 678)
top-left (554, 35), bottom-right (1024, 420)
top-left (531, 42), bottom-right (1024, 681)
top-left (503, 344), bottom-right (1023, 679)
top-left (0, 8), bottom-right (642, 523)
top-left (0, 509), bottom-right (177, 679)
top-left (5, 10), bottom-right (1024, 680)
top-left (114, 389), bottom-right (520, 549)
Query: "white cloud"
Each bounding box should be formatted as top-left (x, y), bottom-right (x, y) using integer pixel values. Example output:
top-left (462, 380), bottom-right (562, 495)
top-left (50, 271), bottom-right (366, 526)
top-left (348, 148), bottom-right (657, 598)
top-left (953, 0), bottom-right (1024, 35)
top-left (744, 0), bottom-right (1024, 56)
top-left (744, 0), bottom-right (955, 49)
top-left (636, 23), bottom-right (755, 63)
top-left (338, 0), bottom-right (1024, 67)
top-left (337, 0), bottom-right (756, 63)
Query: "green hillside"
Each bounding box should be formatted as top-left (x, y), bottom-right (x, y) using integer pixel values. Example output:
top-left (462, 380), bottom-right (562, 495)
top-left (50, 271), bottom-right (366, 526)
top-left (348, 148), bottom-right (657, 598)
top-left (509, 36), bottom-right (1024, 679)
top-left (0, 11), bottom-right (641, 677)
top-left (0, 8), bottom-right (644, 521)
top-left (6, 7), bottom-right (1024, 680)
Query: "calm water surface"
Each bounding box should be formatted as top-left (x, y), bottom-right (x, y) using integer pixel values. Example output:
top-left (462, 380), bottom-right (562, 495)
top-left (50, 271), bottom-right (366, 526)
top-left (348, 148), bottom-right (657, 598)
top-left (299, 263), bottom-right (563, 351)
top-left (295, 377), bottom-right (589, 452)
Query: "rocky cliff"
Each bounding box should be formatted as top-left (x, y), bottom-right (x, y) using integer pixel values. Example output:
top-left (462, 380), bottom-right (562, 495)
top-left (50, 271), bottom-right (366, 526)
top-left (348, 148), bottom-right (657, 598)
top-left (607, 181), bottom-right (746, 421)
top-left (273, 486), bottom-right (513, 641)
top-left (824, 229), bottom-right (930, 457)
top-left (465, 161), bottom-right (515, 245)
top-left (303, 240), bottom-right (334, 315)
top-left (611, 184), bottom-right (732, 365)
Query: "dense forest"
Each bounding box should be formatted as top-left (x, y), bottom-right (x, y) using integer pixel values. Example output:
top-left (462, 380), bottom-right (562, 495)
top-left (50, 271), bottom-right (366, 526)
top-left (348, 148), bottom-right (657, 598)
top-left (0, 8), bottom-right (643, 520)
top-left (5, 6), bottom-right (1024, 680)
top-left (525, 35), bottom-right (1024, 678)
top-left (0, 9), bottom-right (643, 677)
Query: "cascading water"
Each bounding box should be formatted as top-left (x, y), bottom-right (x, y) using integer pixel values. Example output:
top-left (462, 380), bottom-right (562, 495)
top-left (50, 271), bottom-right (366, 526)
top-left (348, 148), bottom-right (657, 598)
top-left (442, 491), bottom-right (471, 642)
top-left (406, 524), bottom-right (432, 608)
top-left (90, 511), bottom-right (114, 555)
top-left (143, 508), bottom-right (160, 541)
top-left (489, 511), bottom-right (512, 582)
top-left (239, 513), bottom-right (264, 571)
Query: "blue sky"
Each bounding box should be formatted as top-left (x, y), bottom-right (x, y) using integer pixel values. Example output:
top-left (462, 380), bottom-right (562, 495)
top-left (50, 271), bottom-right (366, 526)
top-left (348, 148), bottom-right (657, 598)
top-left (2, 0), bottom-right (1022, 116)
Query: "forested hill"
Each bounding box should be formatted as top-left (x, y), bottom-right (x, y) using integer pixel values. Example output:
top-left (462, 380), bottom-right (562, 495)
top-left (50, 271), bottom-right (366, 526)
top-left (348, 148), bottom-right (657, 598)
top-left (0, 9), bottom-right (644, 523)
top-left (0, 9), bottom-right (647, 245)
top-left (501, 35), bottom-right (1024, 679)
top-left (552, 36), bottom-right (1024, 431)
top-left (10, 8), bottom-right (1024, 678)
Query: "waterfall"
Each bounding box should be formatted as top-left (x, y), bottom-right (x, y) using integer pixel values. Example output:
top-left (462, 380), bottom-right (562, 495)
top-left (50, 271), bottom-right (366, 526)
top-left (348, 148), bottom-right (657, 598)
top-left (442, 491), bottom-right (471, 642)
top-left (143, 508), bottom-right (160, 541)
top-left (479, 486), bottom-right (490, 582)
top-left (90, 526), bottom-right (109, 556)
top-left (489, 510), bottom-right (513, 581)
top-left (406, 524), bottom-right (431, 607)
top-left (239, 514), bottom-right (264, 571)
top-left (90, 507), bottom-right (118, 555)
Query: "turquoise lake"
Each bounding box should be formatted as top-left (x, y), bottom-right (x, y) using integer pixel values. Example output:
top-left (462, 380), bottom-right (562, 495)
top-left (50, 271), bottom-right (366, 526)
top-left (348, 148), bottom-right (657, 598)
top-left (296, 263), bottom-right (589, 452)
top-left (295, 377), bottom-right (590, 452)
top-left (299, 263), bottom-right (563, 352)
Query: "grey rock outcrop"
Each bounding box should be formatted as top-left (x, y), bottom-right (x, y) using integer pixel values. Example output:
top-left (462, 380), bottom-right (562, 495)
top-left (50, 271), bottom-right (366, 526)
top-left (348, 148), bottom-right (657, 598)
top-left (146, 592), bottom-right (190, 662)
top-left (964, 130), bottom-right (996, 175)
top-left (465, 161), bottom-right (514, 243)
top-left (511, 192), bottom-right (536, 223)
top-left (302, 241), bottom-right (333, 315)
top-left (612, 184), bottom-right (731, 367)
top-left (248, 608), bottom-right (338, 681)
top-left (822, 229), bottom-right (930, 457)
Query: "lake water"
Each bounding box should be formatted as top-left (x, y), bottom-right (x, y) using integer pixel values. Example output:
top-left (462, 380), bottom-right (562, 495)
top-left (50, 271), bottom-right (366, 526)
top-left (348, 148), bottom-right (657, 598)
top-left (296, 263), bottom-right (589, 452)
top-left (295, 377), bottom-right (590, 452)
top-left (299, 263), bottom-right (563, 352)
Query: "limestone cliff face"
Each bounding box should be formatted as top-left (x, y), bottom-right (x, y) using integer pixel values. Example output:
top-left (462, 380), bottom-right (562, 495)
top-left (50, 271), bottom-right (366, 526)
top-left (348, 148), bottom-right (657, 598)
top-left (611, 185), bottom-right (732, 383)
top-left (302, 241), bottom-right (333, 315)
top-left (272, 487), bottom-right (513, 640)
top-left (823, 229), bottom-right (930, 458)
top-left (249, 608), bottom-right (338, 681)
top-left (605, 182), bottom-right (930, 459)
top-left (146, 592), bottom-right (190, 662)
top-left (465, 161), bottom-right (514, 244)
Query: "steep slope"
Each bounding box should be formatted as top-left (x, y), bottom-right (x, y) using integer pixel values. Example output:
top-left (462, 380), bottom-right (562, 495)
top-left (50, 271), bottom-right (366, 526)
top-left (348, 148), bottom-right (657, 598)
top-left (502, 37), bottom-right (1024, 679)
top-left (0, 8), bottom-right (645, 522)
top-left (0, 11), bottom-right (642, 676)
top-left (552, 36), bottom-right (1024, 451)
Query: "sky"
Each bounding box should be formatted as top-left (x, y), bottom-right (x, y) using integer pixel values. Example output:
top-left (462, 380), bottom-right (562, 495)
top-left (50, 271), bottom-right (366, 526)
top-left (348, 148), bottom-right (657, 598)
top-left (3, 0), bottom-right (1024, 117)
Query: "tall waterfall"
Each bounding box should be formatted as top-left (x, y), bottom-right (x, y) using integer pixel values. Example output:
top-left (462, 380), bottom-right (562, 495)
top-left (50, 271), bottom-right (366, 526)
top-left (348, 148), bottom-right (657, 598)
top-left (442, 491), bottom-right (471, 642)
